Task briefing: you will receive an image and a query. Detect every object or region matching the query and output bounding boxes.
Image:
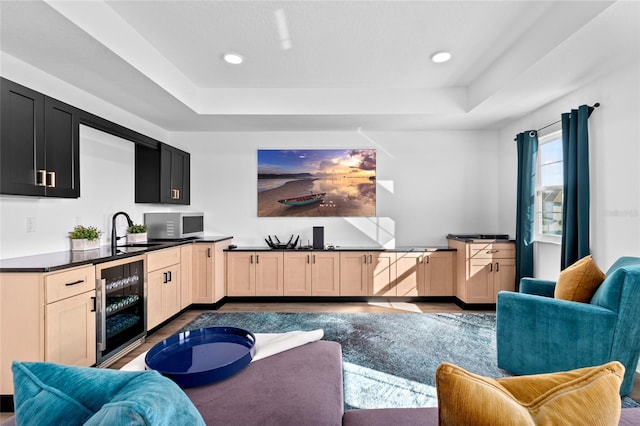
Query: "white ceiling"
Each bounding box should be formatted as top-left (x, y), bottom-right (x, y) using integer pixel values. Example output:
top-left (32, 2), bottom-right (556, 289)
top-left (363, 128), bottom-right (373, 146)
top-left (1, 0), bottom-right (639, 132)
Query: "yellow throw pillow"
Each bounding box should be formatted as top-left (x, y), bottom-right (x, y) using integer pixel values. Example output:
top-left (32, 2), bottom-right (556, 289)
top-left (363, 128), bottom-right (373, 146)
top-left (436, 361), bottom-right (624, 426)
top-left (554, 255), bottom-right (606, 302)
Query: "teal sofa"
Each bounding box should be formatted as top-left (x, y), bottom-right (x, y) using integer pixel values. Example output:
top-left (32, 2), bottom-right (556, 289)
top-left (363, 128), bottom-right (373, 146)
top-left (497, 256), bottom-right (640, 396)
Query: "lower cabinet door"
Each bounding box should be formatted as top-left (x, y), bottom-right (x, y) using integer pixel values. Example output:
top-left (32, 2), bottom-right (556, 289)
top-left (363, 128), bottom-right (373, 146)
top-left (45, 290), bottom-right (96, 366)
top-left (147, 265), bottom-right (181, 330)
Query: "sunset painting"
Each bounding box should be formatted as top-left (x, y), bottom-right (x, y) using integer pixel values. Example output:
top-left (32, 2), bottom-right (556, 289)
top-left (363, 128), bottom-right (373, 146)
top-left (257, 149), bottom-right (376, 217)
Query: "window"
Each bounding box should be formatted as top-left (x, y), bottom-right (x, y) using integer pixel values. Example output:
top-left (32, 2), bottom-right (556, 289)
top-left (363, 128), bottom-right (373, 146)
top-left (536, 130), bottom-right (563, 242)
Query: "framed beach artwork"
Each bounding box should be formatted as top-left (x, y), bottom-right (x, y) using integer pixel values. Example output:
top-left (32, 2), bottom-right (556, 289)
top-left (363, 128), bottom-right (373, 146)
top-left (257, 149), bottom-right (376, 217)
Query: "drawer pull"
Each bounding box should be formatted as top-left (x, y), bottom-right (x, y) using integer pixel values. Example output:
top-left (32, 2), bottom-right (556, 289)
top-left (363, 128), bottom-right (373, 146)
top-left (486, 249), bottom-right (499, 254)
top-left (65, 279), bottom-right (85, 286)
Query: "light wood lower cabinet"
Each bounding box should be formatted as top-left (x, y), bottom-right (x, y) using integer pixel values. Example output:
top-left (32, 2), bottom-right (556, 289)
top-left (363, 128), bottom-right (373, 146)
top-left (449, 240), bottom-right (516, 304)
top-left (227, 251), bottom-right (284, 296)
top-left (192, 241), bottom-right (231, 303)
top-left (146, 247), bottom-right (181, 330)
top-left (394, 251), bottom-right (454, 296)
top-left (282, 252), bottom-right (341, 296)
top-left (340, 251), bottom-right (396, 296)
top-left (0, 265), bottom-right (96, 395)
top-left (180, 245), bottom-right (193, 309)
top-left (45, 290), bottom-right (96, 366)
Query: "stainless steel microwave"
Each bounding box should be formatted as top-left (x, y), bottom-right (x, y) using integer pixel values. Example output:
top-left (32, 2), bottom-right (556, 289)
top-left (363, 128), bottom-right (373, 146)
top-left (144, 212), bottom-right (204, 239)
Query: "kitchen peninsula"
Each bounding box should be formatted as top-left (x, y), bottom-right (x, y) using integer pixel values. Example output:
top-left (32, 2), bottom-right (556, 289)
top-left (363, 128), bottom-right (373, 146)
top-left (0, 236), bottom-right (231, 409)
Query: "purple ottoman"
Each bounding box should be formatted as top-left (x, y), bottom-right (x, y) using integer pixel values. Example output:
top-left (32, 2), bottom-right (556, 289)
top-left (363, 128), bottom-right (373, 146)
top-left (184, 340), bottom-right (343, 425)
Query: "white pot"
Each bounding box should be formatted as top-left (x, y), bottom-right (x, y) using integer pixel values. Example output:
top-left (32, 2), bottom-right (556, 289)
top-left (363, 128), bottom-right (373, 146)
top-left (71, 238), bottom-right (101, 251)
top-left (127, 233), bottom-right (147, 244)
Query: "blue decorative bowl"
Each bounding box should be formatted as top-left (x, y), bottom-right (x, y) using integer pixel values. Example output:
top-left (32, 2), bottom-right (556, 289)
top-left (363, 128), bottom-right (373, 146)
top-left (145, 326), bottom-right (256, 387)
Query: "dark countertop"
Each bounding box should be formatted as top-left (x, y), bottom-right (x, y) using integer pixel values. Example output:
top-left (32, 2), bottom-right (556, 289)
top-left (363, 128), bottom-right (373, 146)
top-left (446, 233), bottom-right (513, 242)
top-left (0, 236), bottom-right (232, 273)
top-left (225, 246), bottom-right (454, 253)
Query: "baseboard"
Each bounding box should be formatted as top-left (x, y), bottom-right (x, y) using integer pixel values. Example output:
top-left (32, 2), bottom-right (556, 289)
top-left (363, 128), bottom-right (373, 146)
top-left (223, 295), bottom-right (457, 304)
top-left (454, 297), bottom-right (496, 311)
top-left (1, 395), bottom-right (13, 413)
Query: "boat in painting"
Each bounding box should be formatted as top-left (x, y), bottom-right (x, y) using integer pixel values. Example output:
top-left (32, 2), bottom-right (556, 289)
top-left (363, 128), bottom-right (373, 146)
top-left (278, 192), bottom-right (326, 206)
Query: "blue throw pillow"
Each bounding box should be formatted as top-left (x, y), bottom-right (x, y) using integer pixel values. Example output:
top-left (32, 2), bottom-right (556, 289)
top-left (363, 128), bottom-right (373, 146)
top-left (12, 361), bottom-right (205, 426)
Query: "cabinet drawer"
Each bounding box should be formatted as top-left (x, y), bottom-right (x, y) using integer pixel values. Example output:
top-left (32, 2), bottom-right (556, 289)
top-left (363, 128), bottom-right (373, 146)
top-left (45, 265), bottom-right (95, 304)
top-left (469, 243), bottom-right (515, 259)
top-left (147, 247), bottom-right (181, 271)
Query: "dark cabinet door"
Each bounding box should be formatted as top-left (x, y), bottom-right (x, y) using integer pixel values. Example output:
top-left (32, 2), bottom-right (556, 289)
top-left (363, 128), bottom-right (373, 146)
top-left (136, 143), bottom-right (190, 205)
top-left (0, 78), bottom-right (46, 196)
top-left (43, 97), bottom-right (80, 198)
top-left (0, 78), bottom-right (80, 198)
top-left (160, 144), bottom-right (190, 204)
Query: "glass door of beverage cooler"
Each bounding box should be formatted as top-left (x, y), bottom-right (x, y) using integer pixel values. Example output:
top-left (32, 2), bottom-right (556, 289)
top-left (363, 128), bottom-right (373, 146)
top-left (96, 257), bottom-right (146, 366)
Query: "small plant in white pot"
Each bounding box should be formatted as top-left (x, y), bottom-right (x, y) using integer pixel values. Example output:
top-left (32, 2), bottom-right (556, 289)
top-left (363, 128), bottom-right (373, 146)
top-left (127, 224), bottom-right (148, 244)
top-left (69, 225), bottom-right (103, 251)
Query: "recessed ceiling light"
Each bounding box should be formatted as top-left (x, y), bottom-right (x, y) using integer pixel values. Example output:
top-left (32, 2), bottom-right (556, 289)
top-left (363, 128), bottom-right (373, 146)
top-left (223, 53), bottom-right (243, 65)
top-left (431, 51), bottom-right (452, 63)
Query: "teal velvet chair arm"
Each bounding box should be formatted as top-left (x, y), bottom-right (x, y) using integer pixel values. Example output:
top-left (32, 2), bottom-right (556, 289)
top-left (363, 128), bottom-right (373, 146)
top-left (519, 278), bottom-right (556, 297)
top-left (497, 290), bottom-right (617, 378)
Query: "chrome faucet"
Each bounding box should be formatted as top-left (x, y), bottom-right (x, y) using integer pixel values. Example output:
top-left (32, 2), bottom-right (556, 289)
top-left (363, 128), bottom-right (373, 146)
top-left (111, 211), bottom-right (134, 250)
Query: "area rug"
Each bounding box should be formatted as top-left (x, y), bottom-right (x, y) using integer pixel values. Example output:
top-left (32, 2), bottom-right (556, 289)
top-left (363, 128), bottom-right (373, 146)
top-left (183, 312), bottom-right (640, 410)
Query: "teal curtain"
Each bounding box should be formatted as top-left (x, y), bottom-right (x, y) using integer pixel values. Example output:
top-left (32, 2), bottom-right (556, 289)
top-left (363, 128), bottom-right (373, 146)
top-left (515, 131), bottom-right (538, 288)
top-left (561, 105), bottom-right (595, 269)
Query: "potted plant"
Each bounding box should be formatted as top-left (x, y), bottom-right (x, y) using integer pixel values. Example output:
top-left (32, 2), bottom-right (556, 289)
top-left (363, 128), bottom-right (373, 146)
top-left (69, 225), bottom-right (102, 251)
top-left (127, 224), bottom-right (148, 244)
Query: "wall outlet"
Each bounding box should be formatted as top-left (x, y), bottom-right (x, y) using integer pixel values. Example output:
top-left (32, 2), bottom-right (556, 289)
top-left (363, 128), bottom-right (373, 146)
top-left (26, 217), bottom-right (36, 233)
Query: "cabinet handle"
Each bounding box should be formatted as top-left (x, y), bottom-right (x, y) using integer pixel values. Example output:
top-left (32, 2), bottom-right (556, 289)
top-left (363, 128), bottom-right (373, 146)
top-left (168, 271), bottom-right (172, 282)
top-left (486, 249), bottom-right (499, 254)
top-left (91, 296), bottom-right (96, 313)
top-left (250, 255), bottom-right (254, 264)
top-left (496, 262), bottom-right (500, 272)
top-left (313, 255), bottom-right (316, 264)
top-left (369, 254), bottom-right (372, 264)
top-left (47, 171), bottom-right (56, 188)
top-left (65, 279), bottom-right (84, 286)
top-left (363, 254), bottom-right (367, 263)
top-left (176, 189), bottom-right (180, 199)
top-left (207, 248), bottom-right (212, 257)
top-left (307, 255), bottom-right (310, 264)
top-left (489, 263), bottom-right (493, 272)
top-left (37, 170), bottom-right (46, 187)
top-left (426, 255), bottom-right (430, 264)
top-left (163, 272), bottom-right (168, 283)
top-left (96, 279), bottom-right (106, 351)
top-left (256, 255), bottom-right (260, 264)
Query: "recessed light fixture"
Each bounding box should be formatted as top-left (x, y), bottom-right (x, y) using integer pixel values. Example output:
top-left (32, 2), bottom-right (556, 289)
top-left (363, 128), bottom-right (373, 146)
top-left (223, 53), bottom-right (244, 65)
top-left (431, 51), bottom-right (452, 63)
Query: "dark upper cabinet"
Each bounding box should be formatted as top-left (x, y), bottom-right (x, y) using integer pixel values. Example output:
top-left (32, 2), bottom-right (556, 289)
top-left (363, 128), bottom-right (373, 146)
top-left (0, 78), bottom-right (80, 198)
top-left (135, 142), bottom-right (190, 205)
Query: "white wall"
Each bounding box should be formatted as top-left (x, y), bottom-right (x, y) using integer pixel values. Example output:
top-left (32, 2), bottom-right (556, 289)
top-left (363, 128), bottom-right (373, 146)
top-left (169, 130), bottom-right (502, 249)
top-left (497, 60), bottom-right (640, 275)
top-left (0, 126), bottom-right (175, 259)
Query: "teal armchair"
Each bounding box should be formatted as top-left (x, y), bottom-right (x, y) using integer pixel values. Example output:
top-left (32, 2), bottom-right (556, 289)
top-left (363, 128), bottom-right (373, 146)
top-left (497, 256), bottom-right (640, 395)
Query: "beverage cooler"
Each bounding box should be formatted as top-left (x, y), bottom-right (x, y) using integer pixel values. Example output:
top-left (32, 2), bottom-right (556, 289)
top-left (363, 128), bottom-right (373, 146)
top-left (95, 256), bottom-right (146, 366)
